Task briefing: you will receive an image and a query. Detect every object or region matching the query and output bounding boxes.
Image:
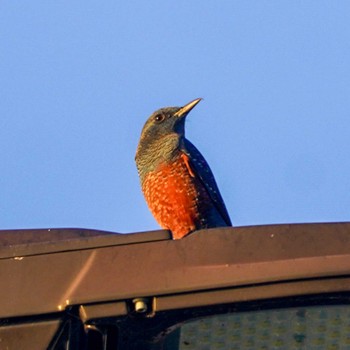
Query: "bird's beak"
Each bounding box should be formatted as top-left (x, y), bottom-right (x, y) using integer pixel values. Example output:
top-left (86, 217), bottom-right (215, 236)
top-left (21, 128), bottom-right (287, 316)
top-left (174, 98), bottom-right (202, 118)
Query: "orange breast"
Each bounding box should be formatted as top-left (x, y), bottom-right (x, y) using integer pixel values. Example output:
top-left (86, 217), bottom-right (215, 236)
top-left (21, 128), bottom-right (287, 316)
top-left (142, 155), bottom-right (209, 239)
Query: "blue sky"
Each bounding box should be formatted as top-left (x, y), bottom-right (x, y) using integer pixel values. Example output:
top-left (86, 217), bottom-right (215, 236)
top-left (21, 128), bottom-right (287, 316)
top-left (1, 1), bottom-right (349, 234)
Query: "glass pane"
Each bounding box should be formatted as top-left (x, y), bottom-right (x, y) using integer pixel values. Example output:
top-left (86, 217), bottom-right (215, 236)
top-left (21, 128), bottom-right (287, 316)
top-left (174, 305), bottom-right (350, 350)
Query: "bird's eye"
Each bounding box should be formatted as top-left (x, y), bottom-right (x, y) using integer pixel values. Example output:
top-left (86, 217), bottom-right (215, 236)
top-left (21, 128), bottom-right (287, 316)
top-left (154, 113), bottom-right (165, 123)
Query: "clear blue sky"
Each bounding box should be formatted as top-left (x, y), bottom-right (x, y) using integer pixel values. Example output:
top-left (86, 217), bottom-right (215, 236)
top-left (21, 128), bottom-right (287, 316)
top-left (1, 1), bottom-right (349, 234)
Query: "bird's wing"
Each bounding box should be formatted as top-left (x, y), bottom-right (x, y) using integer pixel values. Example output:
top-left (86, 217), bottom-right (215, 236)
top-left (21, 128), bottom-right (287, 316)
top-left (180, 139), bottom-right (232, 226)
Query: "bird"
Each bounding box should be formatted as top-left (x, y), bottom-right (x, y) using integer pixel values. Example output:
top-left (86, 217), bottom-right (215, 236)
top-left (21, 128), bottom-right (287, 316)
top-left (135, 98), bottom-right (232, 239)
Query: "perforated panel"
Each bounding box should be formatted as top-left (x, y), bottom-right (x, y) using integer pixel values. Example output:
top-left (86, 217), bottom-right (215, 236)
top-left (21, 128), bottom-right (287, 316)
top-left (179, 305), bottom-right (350, 349)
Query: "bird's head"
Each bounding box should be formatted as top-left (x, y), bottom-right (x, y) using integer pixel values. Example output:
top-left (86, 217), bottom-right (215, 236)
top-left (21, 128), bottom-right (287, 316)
top-left (135, 98), bottom-right (202, 179)
top-left (139, 98), bottom-right (201, 142)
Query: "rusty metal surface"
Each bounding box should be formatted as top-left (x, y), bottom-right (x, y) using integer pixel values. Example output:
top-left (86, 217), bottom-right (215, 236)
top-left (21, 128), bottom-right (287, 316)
top-left (0, 223), bottom-right (350, 319)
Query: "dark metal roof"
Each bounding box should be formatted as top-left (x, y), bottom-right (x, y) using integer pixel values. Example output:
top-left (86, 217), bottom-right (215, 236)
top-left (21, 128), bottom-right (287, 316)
top-left (0, 227), bottom-right (171, 258)
top-left (1, 222), bottom-right (350, 319)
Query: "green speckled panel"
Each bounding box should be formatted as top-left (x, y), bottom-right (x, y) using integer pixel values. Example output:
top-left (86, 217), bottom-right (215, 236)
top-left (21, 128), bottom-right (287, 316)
top-left (178, 305), bottom-right (350, 350)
